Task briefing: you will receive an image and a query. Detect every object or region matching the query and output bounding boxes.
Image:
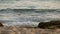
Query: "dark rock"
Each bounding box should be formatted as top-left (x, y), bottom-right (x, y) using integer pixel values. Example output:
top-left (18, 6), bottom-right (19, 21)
top-left (38, 20), bottom-right (60, 29)
top-left (0, 22), bottom-right (3, 27)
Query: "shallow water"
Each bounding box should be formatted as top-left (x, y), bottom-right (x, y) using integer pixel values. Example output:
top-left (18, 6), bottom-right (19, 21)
top-left (0, 9), bottom-right (60, 27)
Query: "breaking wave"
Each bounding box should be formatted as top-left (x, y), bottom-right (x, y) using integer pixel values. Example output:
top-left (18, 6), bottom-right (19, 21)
top-left (0, 9), bottom-right (60, 26)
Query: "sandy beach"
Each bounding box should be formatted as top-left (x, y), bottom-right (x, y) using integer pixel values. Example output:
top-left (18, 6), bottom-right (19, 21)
top-left (0, 25), bottom-right (60, 34)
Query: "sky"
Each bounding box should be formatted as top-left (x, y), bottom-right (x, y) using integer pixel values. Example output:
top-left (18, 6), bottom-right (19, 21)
top-left (0, 0), bottom-right (60, 9)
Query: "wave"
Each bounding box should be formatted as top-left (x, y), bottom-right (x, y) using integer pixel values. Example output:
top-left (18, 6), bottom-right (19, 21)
top-left (0, 9), bottom-right (60, 26)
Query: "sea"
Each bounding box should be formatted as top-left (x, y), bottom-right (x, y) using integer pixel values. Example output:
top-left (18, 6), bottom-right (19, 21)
top-left (0, 9), bottom-right (60, 27)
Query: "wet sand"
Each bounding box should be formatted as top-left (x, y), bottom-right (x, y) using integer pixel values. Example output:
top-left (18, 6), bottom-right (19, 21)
top-left (0, 25), bottom-right (60, 34)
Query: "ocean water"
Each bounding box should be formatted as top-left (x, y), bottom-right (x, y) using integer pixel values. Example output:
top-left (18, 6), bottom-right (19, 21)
top-left (0, 9), bottom-right (60, 27)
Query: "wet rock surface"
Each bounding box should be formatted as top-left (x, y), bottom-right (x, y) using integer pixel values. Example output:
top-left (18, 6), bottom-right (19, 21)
top-left (0, 22), bottom-right (3, 27)
top-left (38, 20), bottom-right (60, 29)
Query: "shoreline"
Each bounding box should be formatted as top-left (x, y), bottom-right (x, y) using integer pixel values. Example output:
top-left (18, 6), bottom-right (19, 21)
top-left (0, 25), bottom-right (60, 34)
